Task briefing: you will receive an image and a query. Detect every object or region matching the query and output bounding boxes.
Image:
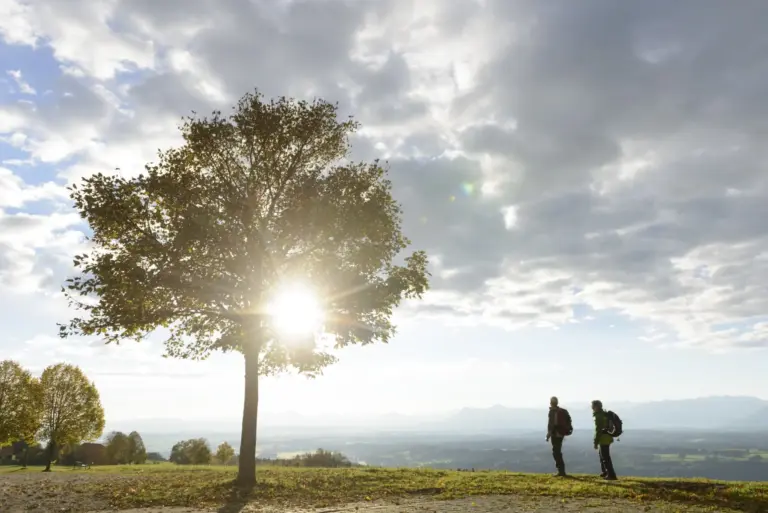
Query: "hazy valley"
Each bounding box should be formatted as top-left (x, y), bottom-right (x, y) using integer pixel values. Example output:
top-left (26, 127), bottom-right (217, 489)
top-left (106, 396), bottom-right (768, 482)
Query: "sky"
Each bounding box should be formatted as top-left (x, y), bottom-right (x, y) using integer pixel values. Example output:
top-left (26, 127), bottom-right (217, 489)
top-left (1, 0), bottom-right (768, 428)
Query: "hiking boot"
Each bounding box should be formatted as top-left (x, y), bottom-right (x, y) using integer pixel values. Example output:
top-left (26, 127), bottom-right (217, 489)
top-left (553, 471), bottom-right (567, 477)
top-left (603, 475), bottom-right (618, 481)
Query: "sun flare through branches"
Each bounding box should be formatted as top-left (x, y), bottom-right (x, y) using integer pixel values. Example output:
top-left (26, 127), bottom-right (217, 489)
top-left (266, 283), bottom-right (325, 338)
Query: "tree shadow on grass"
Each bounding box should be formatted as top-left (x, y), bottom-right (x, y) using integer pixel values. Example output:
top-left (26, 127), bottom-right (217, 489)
top-left (216, 484), bottom-right (250, 513)
top-left (218, 502), bottom-right (246, 513)
top-left (598, 478), bottom-right (768, 513)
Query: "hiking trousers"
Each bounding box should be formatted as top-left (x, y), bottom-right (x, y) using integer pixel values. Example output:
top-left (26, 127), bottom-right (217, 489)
top-left (550, 436), bottom-right (565, 473)
top-left (599, 444), bottom-right (617, 478)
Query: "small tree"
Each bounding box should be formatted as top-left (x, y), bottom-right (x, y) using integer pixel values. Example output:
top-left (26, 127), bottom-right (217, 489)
top-left (105, 431), bottom-right (130, 464)
top-left (38, 364), bottom-right (105, 471)
top-left (0, 360), bottom-right (43, 450)
top-left (169, 441), bottom-right (187, 464)
top-left (170, 438), bottom-right (211, 465)
top-left (295, 448), bottom-right (352, 468)
top-left (215, 441), bottom-right (236, 465)
top-left (127, 431), bottom-right (147, 464)
top-left (61, 90), bottom-right (430, 485)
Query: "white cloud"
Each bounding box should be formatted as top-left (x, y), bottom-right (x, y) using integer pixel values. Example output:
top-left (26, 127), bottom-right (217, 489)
top-left (0, 0), bottom-right (155, 79)
top-left (0, 209), bottom-right (82, 294)
top-left (6, 69), bottom-right (36, 94)
top-left (0, 167), bottom-right (68, 208)
top-left (0, 0), bottom-right (38, 46)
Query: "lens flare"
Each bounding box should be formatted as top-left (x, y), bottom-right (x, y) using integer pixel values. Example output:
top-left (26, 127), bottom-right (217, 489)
top-left (267, 284), bottom-right (324, 337)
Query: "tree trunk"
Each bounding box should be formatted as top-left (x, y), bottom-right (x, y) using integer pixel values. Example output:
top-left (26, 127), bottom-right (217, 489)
top-left (237, 342), bottom-right (260, 486)
top-left (43, 441), bottom-right (55, 472)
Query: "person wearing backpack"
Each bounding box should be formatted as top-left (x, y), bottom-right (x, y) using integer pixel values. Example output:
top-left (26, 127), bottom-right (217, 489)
top-left (592, 400), bottom-right (618, 480)
top-left (546, 396), bottom-right (572, 477)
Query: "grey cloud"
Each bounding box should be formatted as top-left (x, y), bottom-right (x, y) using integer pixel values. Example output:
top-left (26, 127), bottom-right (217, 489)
top-left (398, 132), bottom-right (448, 158)
top-left (0, 211), bottom-right (82, 294)
top-left (118, 0), bottom-right (213, 28)
top-left (53, 77), bottom-right (111, 123)
top-left (463, 0), bottom-right (768, 193)
top-left (186, 0), bottom-right (367, 101)
top-left (118, 0), bottom-right (422, 129)
top-left (352, 52), bottom-right (429, 125)
top-left (387, 156), bottom-right (510, 290)
top-left (11, 75), bottom-right (111, 133)
top-left (0, 74), bottom-right (112, 160)
top-left (127, 72), bottom-right (220, 116)
top-left (380, 1), bottom-right (768, 347)
top-left (4, 75), bottom-right (109, 122)
top-left (0, 242), bottom-right (17, 272)
top-left (0, 213), bottom-right (41, 231)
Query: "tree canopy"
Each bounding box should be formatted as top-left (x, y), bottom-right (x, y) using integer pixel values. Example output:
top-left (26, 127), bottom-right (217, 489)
top-left (294, 448), bottom-right (353, 468)
top-left (105, 431), bottom-right (130, 464)
top-left (215, 441), bottom-right (236, 465)
top-left (127, 431), bottom-right (147, 464)
top-left (61, 90), bottom-right (430, 484)
top-left (38, 363), bottom-right (105, 471)
top-left (0, 360), bottom-right (42, 447)
top-left (170, 438), bottom-right (212, 465)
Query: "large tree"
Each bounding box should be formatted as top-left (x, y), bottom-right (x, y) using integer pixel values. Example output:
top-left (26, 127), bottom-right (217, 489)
top-left (0, 360), bottom-right (42, 449)
top-left (60, 91), bottom-right (430, 485)
top-left (127, 431), bottom-right (147, 464)
top-left (38, 364), bottom-right (105, 471)
top-left (105, 431), bottom-right (130, 464)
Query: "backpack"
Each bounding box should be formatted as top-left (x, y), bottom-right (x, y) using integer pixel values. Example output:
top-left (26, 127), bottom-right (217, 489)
top-left (604, 410), bottom-right (623, 438)
top-left (558, 408), bottom-right (574, 436)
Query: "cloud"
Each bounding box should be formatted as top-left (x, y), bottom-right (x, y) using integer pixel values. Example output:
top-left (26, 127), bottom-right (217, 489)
top-left (0, 203), bottom-right (82, 294)
top-left (1, 0), bottom-right (155, 79)
top-left (0, 167), bottom-right (68, 208)
top-left (6, 69), bottom-right (36, 94)
top-left (0, 0), bottom-right (767, 352)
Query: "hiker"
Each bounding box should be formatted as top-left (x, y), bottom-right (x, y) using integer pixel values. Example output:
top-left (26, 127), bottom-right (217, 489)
top-left (546, 396), bottom-right (571, 477)
top-left (592, 400), bottom-right (618, 480)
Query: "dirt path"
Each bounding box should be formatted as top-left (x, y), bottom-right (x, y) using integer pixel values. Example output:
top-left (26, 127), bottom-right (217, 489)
top-left (86, 496), bottom-right (713, 513)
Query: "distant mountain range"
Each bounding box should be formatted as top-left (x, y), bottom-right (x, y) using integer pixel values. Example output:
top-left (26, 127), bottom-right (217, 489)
top-left (107, 395), bottom-right (768, 437)
top-left (104, 396), bottom-right (768, 456)
top-left (430, 396), bottom-right (768, 433)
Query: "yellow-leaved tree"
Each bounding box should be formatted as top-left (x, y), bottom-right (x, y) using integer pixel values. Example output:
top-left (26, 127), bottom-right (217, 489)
top-left (38, 363), bottom-right (105, 471)
top-left (0, 360), bottom-right (42, 452)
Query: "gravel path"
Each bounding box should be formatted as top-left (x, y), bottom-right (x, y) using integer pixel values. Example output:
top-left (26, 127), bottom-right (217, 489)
top-left (0, 472), bottom-right (717, 513)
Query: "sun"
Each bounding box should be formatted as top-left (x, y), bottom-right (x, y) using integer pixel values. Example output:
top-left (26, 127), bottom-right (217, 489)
top-left (266, 283), bottom-right (325, 337)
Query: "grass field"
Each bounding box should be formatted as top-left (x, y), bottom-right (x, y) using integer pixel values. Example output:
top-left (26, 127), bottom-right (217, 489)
top-left (656, 450), bottom-right (768, 462)
top-left (1, 464), bottom-right (767, 512)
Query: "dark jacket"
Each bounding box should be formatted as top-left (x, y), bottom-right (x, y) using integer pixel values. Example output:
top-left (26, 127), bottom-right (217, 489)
top-left (548, 407), bottom-right (565, 438)
top-left (593, 409), bottom-right (614, 446)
